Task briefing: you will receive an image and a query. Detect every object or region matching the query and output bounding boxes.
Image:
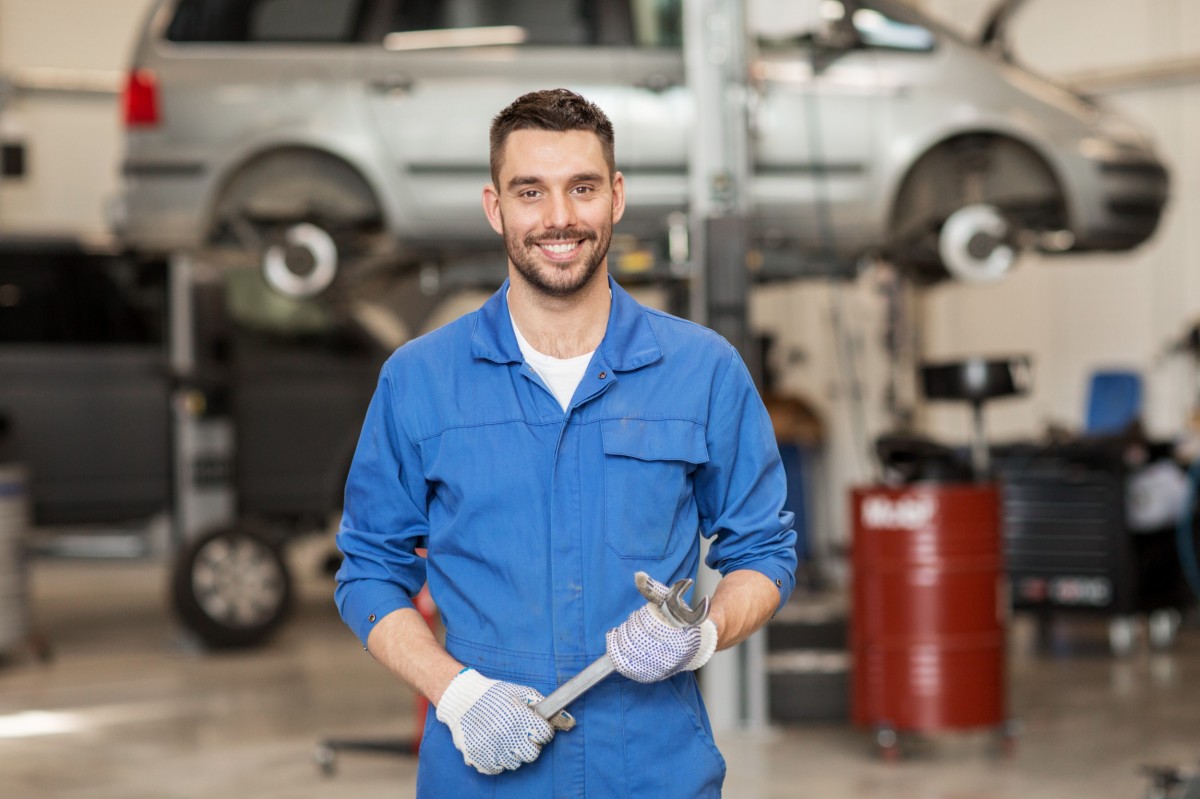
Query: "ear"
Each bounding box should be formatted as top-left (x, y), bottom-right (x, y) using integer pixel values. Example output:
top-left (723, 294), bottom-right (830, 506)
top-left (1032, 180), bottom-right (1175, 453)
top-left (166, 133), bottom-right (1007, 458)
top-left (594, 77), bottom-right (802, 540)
top-left (482, 183), bottom-right (504, 235)
top-left (610, 171), bottom-right (626, 225)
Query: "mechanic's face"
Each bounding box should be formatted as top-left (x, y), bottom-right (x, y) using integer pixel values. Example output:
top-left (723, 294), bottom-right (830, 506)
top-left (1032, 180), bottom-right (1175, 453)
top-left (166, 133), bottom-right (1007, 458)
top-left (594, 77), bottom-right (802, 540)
top-left (484, 129), bottom-right (625, 299)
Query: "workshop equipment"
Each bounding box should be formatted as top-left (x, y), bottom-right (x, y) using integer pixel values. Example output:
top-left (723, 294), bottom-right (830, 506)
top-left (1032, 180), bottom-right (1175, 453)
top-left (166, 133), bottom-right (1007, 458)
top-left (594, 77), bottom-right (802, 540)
top-left (996, 440), bottom-right (1191, 656)
top-left (852, 357), bottom-right (1024, 758)
top-left (533, 574), bottom-right (710, 723)
top-left (851, 484), bottom-right (1007, 755)
top-left (993, 366), bottom-right (1192, 656)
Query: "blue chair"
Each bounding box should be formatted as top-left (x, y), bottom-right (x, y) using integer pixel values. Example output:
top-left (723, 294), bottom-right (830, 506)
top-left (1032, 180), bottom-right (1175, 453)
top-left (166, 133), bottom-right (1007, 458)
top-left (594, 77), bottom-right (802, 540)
top-left (1084, 370), bottom-right (1142, 435)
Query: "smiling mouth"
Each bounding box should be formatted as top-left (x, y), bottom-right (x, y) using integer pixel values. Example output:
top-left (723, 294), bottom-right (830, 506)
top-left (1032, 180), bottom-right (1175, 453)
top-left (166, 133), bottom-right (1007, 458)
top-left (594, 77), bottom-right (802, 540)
top-left (538, 241), bottom-right (581, 255)
top-left (525, 228), bottom-right (596, 262)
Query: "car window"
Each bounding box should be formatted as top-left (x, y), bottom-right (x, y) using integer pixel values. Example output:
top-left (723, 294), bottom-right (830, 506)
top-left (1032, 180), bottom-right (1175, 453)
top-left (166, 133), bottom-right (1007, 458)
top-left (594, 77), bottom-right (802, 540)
top-left (851, 2), bottom-right (935, 52)
top-left (750, 0), bottom-right (934, 53)
top-left (381, 0), bottom-right (634, 48)
top-left (166, 0), bottom-right (367, 43)
top-left (629, 0), bottom-right (682, 47)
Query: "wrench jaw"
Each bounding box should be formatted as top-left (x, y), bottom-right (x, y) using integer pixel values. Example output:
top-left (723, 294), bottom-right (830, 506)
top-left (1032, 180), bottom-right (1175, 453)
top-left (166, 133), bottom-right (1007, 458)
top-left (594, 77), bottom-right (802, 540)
top-left (635, 573), bottom-right (710, 628)
top-left (663, 593), bottom-right (710, 627)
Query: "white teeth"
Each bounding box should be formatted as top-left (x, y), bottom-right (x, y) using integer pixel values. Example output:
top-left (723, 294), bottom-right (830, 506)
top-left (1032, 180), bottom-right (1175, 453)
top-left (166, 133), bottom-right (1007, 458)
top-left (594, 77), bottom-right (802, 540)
top-left (541, 242), bottom-right (578, 254)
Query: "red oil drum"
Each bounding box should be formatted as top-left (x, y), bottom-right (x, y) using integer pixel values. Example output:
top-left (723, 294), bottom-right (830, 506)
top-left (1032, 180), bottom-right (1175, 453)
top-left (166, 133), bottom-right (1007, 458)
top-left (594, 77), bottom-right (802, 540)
top-left (851, 483), bottom-right (1006, 733)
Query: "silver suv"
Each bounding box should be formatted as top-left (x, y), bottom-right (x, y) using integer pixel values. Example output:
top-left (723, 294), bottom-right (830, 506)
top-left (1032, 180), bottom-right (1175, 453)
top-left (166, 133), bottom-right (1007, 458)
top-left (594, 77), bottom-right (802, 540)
top-left (113, 0), bottom-right (1169, 294)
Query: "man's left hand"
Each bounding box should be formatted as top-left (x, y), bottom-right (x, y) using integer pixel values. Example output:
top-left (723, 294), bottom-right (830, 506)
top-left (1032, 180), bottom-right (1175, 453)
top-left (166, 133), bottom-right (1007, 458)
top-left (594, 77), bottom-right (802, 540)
top-left (605, 574), bottom-right (718, 683)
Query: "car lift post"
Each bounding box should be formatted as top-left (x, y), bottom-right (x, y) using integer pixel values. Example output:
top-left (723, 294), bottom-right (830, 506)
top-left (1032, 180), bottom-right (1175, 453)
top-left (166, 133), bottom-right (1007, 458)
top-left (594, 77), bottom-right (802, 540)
top-left (684, 0), bottom-right (769, 733)
top-left (167, 252), bottom-right (236, 551)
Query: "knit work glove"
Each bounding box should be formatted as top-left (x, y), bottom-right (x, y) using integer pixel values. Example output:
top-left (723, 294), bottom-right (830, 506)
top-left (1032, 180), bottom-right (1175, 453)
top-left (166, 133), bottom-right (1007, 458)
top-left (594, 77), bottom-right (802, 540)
top-left (605, 573), bottom-right (719, 684)
top-left (435, 668), bottom-right (573, 775)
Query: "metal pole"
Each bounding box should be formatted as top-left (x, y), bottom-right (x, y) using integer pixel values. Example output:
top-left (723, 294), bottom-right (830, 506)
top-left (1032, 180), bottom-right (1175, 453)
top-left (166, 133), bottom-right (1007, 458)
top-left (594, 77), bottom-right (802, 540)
top-left (168, 253), bottom-right (236, 547)
top-left (168, 252), bottom-right (197, 550)
top-left (686, 0), bottom-right (768, 733)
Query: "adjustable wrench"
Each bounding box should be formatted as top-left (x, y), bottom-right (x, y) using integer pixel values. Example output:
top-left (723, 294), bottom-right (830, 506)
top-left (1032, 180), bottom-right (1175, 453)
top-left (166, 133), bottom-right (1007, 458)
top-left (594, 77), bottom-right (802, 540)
top-left (533, 574), bottom-right (710, 726)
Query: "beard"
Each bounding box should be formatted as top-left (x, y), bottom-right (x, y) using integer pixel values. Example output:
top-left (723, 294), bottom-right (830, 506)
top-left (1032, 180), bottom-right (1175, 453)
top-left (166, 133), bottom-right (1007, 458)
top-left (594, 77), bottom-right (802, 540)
top-left (503, 219), bottom-right (613, 299)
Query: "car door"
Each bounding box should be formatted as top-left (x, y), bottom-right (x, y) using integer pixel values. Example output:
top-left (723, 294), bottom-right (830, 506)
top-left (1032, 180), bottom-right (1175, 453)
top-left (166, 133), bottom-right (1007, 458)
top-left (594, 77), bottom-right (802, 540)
top-left (360, 0), bottom-right (640, 245)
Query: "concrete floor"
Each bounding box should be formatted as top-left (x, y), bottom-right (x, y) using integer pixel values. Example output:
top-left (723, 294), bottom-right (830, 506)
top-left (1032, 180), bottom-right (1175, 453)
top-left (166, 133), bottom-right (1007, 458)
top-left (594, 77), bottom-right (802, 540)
top-left (1, 543), bottom-right (1198, 799)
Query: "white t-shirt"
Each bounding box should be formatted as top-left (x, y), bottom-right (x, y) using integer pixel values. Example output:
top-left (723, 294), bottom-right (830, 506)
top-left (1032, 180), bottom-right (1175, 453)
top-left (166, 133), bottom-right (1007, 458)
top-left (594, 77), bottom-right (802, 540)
top-left (510, 314), bottom-right (594, 412)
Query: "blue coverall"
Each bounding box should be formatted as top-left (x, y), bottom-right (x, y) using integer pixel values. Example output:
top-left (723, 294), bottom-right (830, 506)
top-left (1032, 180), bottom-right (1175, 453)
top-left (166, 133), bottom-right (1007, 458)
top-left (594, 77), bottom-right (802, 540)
top-left (336, 277), bottom-right (797, 797)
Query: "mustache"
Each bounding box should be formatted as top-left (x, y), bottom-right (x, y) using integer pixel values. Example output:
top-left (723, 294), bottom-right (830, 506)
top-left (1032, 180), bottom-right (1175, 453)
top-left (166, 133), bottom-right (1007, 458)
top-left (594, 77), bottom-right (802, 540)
top-left (523, 228), bottom-right (598, 247)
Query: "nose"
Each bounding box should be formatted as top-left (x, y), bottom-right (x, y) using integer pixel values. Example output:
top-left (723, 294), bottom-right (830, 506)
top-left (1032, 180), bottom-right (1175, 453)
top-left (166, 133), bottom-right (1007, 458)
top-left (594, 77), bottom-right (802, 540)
top-left (542, 190), bottom-right (577, 230)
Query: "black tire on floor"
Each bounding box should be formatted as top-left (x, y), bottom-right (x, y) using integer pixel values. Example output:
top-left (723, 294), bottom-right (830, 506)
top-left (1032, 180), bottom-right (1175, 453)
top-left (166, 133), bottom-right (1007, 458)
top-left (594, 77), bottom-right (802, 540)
top-left (171, 526), bottom-right (293, 649)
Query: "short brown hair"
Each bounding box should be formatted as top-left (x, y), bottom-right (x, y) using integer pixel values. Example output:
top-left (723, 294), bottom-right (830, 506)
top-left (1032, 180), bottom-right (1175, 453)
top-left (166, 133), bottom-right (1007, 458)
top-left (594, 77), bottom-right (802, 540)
top-left (489, 88), bottom-right (616, 186)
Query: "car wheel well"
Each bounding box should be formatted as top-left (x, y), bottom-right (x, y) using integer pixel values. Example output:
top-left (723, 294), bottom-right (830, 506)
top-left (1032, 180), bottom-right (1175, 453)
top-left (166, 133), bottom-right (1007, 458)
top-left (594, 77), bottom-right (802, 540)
top-left (209, 147), bottom-right (383, 245)
top-left (885, 133), bottom-right (1067, 278)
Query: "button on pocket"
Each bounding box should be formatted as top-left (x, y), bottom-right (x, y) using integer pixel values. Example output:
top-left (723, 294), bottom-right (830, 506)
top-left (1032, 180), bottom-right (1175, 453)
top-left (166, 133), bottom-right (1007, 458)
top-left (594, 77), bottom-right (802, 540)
top-left (601, 419), bottom-right (708, 559)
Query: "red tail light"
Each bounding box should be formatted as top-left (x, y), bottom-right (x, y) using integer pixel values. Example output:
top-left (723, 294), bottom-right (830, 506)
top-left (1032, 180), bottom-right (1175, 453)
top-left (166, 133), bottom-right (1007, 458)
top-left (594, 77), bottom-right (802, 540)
top-left (123, 69), bottom-right (160, 127)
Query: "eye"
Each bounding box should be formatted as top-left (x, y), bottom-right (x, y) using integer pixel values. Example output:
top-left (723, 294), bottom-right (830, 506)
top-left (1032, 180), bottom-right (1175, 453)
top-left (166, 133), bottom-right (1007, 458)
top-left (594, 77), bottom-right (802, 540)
top-left (572, 185), bottom-right (595, 195)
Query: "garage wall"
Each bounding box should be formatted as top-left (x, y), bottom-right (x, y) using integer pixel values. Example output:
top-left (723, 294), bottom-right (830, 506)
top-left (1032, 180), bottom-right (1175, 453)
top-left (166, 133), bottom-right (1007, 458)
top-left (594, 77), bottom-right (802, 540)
top-left (0, 0), bottom-right (154, 239)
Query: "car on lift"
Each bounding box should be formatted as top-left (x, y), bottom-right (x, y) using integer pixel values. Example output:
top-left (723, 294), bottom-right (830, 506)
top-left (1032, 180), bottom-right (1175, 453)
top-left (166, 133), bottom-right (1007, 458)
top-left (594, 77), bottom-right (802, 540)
top-left (0, 237), bottom-right (386, 647)
top-left (112, 0), bottom-right (1168, 294)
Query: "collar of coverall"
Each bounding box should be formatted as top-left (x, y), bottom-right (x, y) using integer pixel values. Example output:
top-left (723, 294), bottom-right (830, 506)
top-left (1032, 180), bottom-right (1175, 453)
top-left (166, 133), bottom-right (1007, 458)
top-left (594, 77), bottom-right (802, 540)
top-left (471, 275), bottom-right (664, 373)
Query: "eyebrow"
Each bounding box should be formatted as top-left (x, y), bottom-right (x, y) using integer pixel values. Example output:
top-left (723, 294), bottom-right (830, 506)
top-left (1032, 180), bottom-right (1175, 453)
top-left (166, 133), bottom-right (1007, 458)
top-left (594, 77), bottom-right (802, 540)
top-left (506, 172), bottom-right (606, 191)
top-left (506, 176), bottom-right (540, 190)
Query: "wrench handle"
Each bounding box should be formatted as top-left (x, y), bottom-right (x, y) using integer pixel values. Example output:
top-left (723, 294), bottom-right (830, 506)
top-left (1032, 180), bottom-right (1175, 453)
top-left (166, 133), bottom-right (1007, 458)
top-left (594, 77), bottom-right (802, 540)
top-left (533, 654), bottom-right (615, 720)
top-left (532, 575), bottom-right (709, 721)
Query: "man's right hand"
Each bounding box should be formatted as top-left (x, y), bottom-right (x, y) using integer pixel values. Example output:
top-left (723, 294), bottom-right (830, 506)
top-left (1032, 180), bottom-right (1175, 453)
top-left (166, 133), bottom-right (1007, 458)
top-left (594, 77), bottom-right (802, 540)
top-left (435, 667), bottom-right (573, 775)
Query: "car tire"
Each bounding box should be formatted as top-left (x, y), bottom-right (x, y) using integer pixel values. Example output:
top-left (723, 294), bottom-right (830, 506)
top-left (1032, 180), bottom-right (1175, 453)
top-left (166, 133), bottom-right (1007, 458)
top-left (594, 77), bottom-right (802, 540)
top-left (171, 526), bottom-right (293, 649)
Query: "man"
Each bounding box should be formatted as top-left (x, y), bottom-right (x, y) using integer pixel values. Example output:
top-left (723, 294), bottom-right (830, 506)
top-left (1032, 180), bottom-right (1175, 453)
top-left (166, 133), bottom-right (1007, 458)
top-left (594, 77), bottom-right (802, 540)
top-left (336, 88), bottom-right (796, 797)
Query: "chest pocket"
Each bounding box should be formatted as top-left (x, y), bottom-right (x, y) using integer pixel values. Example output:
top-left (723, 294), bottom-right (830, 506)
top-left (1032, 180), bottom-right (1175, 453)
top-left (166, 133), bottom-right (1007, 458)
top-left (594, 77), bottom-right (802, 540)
top-left (601, 419), bottom-right (709, 559)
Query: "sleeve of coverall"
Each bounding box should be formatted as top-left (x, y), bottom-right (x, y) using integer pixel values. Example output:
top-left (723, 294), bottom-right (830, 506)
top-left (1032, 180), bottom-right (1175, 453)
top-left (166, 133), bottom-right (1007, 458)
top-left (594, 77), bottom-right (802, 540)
top-left (694, 347), bottom-right (798, 614)
top-left (335, 363), bottom-right (430, 647)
